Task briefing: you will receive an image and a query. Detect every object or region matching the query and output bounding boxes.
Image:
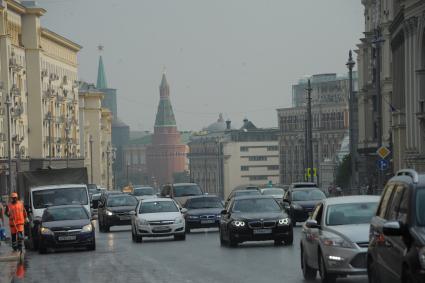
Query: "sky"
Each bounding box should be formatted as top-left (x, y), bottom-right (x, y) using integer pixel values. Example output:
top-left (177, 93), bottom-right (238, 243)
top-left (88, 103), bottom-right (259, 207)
top-left (36, 0), bottom-right (364, 132)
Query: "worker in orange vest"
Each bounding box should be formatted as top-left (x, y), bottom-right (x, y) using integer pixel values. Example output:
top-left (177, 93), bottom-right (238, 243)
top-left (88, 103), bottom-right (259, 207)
top-left (5, 192), bottom-right (27, 252)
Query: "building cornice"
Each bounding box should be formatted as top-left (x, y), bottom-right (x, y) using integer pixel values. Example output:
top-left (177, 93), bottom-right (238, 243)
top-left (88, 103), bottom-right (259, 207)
top-left (41, 28), bottom-right (82, 52)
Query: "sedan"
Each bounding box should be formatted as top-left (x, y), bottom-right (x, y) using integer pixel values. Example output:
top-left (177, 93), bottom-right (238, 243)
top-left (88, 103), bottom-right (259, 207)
top-left (132, 186), bottom-right (157, 201)
top-left (300, 195), bottom-right (380, 283)
top-left (131, 198), bottom-right (186, 242)
top-left (184, 195), bottom-right (224, 233)
top-left (219, 195), bottom-right (293, 247)
top-left (283, 188), bottom-right (326, 223)
top-left (38, 205), bottom-right (95, 253)
top-left (98, 194), bottom-right (138, 232)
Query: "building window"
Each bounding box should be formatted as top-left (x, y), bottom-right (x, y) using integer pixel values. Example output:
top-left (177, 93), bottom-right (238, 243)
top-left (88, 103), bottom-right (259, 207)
top-left (240, 146), bottom-right (249, 152)
top-left (241, 166), bottom-right (249, 171)
top-left (267, 146), bottom-right (278, 151)
top-left (248, 156), bottom-right (267, 161)
top-left (267, 165), bottom-right (279, 171)
top-left (249, 175), bottom-right (268, 181)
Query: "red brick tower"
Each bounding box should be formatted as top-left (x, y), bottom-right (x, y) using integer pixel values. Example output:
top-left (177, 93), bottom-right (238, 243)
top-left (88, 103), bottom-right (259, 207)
top-left (147, 73), bottom-right (186, 185)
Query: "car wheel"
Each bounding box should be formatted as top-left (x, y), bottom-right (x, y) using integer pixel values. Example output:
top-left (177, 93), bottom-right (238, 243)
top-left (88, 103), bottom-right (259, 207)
top-left (135, 234), bottom-right (143, 243)
top-left (38, 241), bottom-right (47, 254)
top-left (186, 225), bottom-right (191, 234)
top-left (274, 239), bottom-right (283, 246)
top-left (319, 251), bottom-right (336, 283)
top-left (228, 231), bottom-right (238, 247)
top-left (284, 230), bottom-right (294, 246)
top-left (104, 224), bottom-right (110, 232)
top-left (301, 247), bottom-right (317, 280)
top-left (174, 234), bottom-right (186, 241)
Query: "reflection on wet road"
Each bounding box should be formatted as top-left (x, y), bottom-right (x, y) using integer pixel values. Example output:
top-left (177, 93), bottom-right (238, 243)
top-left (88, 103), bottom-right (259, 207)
top-left (12, 223), bottom-right (368, 283)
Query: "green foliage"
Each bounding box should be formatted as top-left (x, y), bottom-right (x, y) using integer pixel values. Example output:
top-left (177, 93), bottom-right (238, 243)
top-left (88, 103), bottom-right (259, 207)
top-left (335, 154), bottom-right (351, 189)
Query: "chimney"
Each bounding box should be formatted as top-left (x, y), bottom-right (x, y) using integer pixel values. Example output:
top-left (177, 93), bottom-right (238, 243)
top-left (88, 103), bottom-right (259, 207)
top-left (226, 119), bottom-right (231, 130)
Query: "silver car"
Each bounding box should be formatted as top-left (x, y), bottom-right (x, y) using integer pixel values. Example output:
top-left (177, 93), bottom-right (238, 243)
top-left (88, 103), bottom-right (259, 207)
top-left (300, 195), bottom-right (380, 282)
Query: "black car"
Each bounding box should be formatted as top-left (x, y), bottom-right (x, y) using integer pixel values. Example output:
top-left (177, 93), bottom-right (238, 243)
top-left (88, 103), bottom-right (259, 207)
top-left (184, 195), bottom-right (224, 233)
top-left (368, 169), bottom-right (425, 283)
top-left (219, 195), bottom-right (293, 247)
top-left (98, 194), bottom-right (138, 232)
top-left (224, 188), bottom-right (261, 208)
top-left (38, 205), bottom-right (95, 253)
top-left (282, 187), bottom-right (326, 223)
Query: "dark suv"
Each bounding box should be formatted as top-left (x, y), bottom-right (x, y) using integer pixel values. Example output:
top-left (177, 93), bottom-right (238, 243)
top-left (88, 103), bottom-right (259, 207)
top-left (368, 169), bottom-right (425, 283)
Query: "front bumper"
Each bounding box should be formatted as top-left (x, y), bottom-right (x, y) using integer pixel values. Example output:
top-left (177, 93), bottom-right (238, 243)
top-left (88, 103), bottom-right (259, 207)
top-left (135, 222), bottom-right (185, 237)
top-left (230, 225), bottom-right (292, 242)
top-left (40, 231), bottom-right (95, 249)
top-left (322, 246), bottom-right (368, 275)
top-left (105, 214), bottom-right (132, 226)
top-left (186, 218), bottom-right (220, 229)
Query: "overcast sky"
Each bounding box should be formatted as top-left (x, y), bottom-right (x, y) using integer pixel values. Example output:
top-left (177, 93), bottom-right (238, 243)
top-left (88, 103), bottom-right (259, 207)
top-left (37, 0), bottom-right (364, 132)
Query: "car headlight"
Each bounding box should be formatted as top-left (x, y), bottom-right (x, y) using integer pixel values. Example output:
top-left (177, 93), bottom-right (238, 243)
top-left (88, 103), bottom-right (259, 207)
top-left (187, 215), bottom-right (199, 219)
top-left (175, 217), bottom-right (183, 224)
top-left (278, 218), bottom-right (290, 225)
top-left (231, 220), bottom-right (245, 227)
top-left (40, 227), bottom-right (53, 235)
top-left (322, 236), bottom-right (354, 249)
top-left (106, 210), bottom-right (114, 216)
top-left (216, 214), bottom-right (221, 219)
top-left (419, 247), bottom-right (425, 270)
top-left (81, 224), bottom-right (93, 233)
top-left (137, 218), bottom-right (149, 226)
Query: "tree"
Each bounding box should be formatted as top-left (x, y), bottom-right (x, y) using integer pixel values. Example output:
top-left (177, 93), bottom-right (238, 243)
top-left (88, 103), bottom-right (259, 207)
top-left (335, 154), bottom-right (351, 189)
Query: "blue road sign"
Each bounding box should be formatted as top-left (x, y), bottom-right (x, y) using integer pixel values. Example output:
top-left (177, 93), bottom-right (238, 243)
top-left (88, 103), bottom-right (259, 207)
top-left (377, 159), bottom-right (389, 171)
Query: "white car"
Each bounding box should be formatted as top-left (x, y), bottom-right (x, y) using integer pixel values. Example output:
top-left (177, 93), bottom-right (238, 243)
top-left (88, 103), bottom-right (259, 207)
top-left (131, 198), bottom-right (186, 242)
top-left (131, 186), bottom-right (157, 201)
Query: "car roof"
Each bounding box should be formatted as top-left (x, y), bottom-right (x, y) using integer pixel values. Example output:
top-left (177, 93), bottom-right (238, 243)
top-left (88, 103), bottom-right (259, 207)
top-left (323, 195), bottom-right (380, 206)
top-left (261, 187), bottom-right (284, 191)
top-left (233, 195), bottom-right (275, 201)
top-left (31, 184), bottom-right (87, 191)
top-left (141, 197), bottom-right (175, 203)
top-left (185, 195), bottom-right (219, 200)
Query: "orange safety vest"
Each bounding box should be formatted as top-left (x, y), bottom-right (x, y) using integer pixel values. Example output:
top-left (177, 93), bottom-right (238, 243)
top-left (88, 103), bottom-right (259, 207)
top-left (7, 201), bottom-right (26, 234)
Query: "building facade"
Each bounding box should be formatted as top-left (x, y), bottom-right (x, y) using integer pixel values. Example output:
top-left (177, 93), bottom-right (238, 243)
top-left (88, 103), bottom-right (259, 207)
top-left (277, 73), bottom-right (356, 189)
top-left (146, 73), bottom-right (186, 185)
top-left (0, 0), bottom-right (83, 194)
top-left (189, 118), bottom-right (280, 199)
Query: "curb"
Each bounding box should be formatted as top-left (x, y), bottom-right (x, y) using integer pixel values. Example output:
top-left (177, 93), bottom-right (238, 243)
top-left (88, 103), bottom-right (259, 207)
top-left (0, 252), bottom-right (23, 262)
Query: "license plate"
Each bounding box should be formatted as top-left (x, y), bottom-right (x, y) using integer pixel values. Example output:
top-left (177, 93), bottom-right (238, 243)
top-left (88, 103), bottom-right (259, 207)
top-left (253, 229), bottom-right (272, 235)
top-left (201, 220), bottom-right (215, 224)
top-left (58, 235), bottom-right (76, 241)
top-left (154, 226), bottom-right (169, 231)
top-left (119, 216), bottom-right (131, 220)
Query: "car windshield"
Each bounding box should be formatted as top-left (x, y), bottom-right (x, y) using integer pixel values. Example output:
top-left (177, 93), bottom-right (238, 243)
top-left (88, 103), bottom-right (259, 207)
top-left (185, 197), bottom-right (223, 209)
top-left (416, 188), bottom-right (425, 226)
top-left (262, 188), bottom-right (284, 196)
top-left (133, 187), bottom-right (155, 196)
top-left (292, 189), bottom-right (326, 201)
top-left (32, 187), bottom-right (88, 209)
top-left (326, 202), bottom-right (378, 226)
top-left (42, 206), bottom-right (89, 222)
top-left (139, 201), bottom-right (179, 214)
top-left (234, 190), bottom-right (261, 197)
top-left (174, 185), bottom-right (202, 197)
top-left (107, 195), bottom-right (138, 207)
top-left (232, 198), bottom-right (281, 213)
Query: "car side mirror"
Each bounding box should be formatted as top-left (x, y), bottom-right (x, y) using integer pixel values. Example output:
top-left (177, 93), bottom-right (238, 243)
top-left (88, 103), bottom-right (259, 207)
top-left (305, 219), bottom-right (320, 229)
top-left (180, 208), bottom-right (188, 214)
top-left (383, 221), bottom-right (403, 236)
top-left (129, 211), bottom-right (136, 216)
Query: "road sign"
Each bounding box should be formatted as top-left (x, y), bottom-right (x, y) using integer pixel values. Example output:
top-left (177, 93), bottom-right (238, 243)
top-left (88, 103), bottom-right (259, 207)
top-left (377, 159), bottom-right (389, 171)
top-left (377, 146), bottom-right (391, 159)
top-left (306, 168), bottom-right (317, 177)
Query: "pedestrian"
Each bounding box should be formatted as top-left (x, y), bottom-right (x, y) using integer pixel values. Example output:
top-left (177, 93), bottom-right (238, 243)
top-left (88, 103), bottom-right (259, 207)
top-left (5, 192), bottom-right (27, 252)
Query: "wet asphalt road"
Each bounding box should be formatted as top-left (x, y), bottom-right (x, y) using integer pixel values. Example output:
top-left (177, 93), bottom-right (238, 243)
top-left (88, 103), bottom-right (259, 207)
top-left (11, 223), bottom-right (368, 283)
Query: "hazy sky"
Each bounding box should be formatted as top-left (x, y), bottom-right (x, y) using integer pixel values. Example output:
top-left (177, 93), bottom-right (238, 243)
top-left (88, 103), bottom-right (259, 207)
top-left (37, 0), bottom-right (364, 131)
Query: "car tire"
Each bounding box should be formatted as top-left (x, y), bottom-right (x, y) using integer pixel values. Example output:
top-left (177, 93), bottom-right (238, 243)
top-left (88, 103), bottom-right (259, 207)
top-left (301, 247), bottom-right (317, 280)
top-left (135, 234), bottom-right (143, 243)
top-left (38, 241), bottom-right (47, 254)
top-left (319, 251), bottom-right (336, 283)
top-left (186, 226), bottom-right (191, 234)
top-left (274, 239), bottom-right (283, 246)
top-left (174, 233), bottom-right (186, 241)
top-left (104, 224), bottom-right (110, 232)
top-left (228, 232), bottom-right (238, 247)
top-left (284, 230), bottom-right (294, 246)
top-left (88, 239), bottom-right (96, 251)
top-left (131, 228), bottom-right (136, 242)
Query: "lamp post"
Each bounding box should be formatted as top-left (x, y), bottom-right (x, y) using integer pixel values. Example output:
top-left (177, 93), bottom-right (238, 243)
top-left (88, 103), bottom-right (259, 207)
top-left (46, 111), bottom-right (53, 166)
top-left (306, 79), bottom-right (314, 183)
top-left (5, 95), bottom-right (12, 194)
top-left (65, 116), bottom-right (70, 168)
top-left (346, 50), bottom-right (356, 192)
top-left (89, 135), bottom-right (94, 184)
top-left (106, 145), bottom-right (111, 190)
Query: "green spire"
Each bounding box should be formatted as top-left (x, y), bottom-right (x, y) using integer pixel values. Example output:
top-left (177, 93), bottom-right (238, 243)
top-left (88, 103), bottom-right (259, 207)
top-left (96, 55), bottom-right (108, 89)
top-left (154, 73), bottom-right (177, 127)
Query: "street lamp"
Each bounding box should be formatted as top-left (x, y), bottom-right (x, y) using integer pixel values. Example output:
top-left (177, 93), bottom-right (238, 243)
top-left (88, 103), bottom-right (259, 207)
top-left (5, 95), bottom-right (12, 194)
top-left (346, 50), bottom-right (356, 192)
top-left (89, 135), bottom-right (94, 184)
top-left (106, 144), bottom-right (111, 190)
top-left (65, 116), bottom-right (71, 168)
top-left (46, 111), bottom-right (53, 166)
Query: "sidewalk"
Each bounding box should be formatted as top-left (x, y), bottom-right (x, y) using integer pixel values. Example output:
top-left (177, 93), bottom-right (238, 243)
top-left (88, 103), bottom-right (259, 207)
top-left (0, 217), bottom-right (21, 283)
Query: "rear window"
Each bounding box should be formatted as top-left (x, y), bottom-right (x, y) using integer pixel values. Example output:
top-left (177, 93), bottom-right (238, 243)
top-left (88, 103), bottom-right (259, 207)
top-left (292, 189), bottom-right (325, 201)
top-left (174, 185), bottom-right (202, 197)
top-left (133, 187), bottom-right (155, 196)
top-left (234, 190), bottom-right (261, 197)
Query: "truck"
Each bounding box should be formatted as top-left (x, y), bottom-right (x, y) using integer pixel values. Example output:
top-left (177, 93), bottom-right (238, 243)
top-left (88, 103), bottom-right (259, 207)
top-left (16, 168), bottom-right (89, 250)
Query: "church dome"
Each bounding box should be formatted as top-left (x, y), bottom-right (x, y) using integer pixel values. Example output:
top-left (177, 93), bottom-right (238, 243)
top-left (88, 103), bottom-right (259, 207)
top-left (204, 113), bottom-right (227, 133)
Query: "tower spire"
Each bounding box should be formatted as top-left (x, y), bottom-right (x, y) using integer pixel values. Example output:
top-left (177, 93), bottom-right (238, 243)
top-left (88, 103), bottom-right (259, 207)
top-left (155, 73), bottom-right (176, 127)
top-left (96, 45), bottom-right (107, 89)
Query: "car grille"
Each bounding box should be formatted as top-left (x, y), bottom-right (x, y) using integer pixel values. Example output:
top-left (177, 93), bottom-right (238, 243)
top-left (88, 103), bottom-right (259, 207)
top-left (200, 215), bottom-right (216, 220)
top-left (152, 228), bottom-right (172, 233)
top-left (356, 242), bottom-right (369, 248)
top-left (114, 211), bottom-right (130, 216)
top-left (248, 220), bottom-right (276, 229)
top-left (149, 220), bottom-right (174, 225)
top-left (54, 230), bottom-right (82, 236)
top-left (350, 253), bottom-right (367, 269)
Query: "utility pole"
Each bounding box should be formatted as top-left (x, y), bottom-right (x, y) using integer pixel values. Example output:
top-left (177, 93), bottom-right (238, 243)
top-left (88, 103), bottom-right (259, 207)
top-left (47, 111), bottom-right (52, 167)
top-left (373, 28), bottom-right (384, 194)
top-left (304, 118), bottom-right (308, 182)
top-left (65, 116), bottom-right (70, 168)
top-left (5, 95), bottom-right (12, 194)
top-left (106, 145), bottom-right (111, 190)
top-left (89, 135), bottom-right (94, 184)
top-left (347, 50), bottom-right (356, 192)
top-left (306, 79), bottom-right (314, 183)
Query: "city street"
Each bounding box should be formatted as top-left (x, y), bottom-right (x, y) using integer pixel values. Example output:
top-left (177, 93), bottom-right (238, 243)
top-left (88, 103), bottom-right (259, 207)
top-left (9, 224), bottom-right (367, 283)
